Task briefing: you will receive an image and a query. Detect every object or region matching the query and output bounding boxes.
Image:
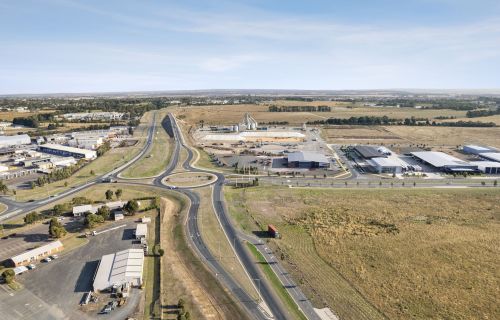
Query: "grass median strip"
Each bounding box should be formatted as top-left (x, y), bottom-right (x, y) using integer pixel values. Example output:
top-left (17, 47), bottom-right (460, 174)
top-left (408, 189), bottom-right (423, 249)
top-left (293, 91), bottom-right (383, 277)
top-left (246, 242), bottom-right (307, 320)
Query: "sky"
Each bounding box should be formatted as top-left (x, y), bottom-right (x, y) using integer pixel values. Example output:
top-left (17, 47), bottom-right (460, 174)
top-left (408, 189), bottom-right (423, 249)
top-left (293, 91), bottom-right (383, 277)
top-left (1, 0), bottom-right (500, 94)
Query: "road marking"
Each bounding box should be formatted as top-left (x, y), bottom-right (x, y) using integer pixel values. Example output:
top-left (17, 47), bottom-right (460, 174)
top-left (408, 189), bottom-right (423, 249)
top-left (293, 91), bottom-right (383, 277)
top-left (94, 224), bottom-right (127, 235)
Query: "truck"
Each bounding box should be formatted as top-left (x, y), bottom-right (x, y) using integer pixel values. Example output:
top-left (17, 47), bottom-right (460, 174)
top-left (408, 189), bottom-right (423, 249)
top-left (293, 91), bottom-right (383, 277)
top-left (268, 224), bottom-right (280, 239)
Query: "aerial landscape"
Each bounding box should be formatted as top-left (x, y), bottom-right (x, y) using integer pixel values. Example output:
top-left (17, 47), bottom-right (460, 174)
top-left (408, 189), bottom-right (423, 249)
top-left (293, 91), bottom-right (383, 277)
top-left (0, 1), bottom-right (499, 320)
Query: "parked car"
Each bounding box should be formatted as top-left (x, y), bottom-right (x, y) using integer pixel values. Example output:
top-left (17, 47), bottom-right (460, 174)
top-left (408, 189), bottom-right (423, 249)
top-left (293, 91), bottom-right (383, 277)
top-left (50, 254), bottom-right (59, 260)
top-left (27, 264), bottom-right (36, 270)
top-left (42, 257), bottom-right (52, 262)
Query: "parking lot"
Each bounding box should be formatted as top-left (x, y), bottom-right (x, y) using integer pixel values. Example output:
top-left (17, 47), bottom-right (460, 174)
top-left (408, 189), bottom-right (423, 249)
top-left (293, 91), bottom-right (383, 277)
top-left (0, 220), bottom-right (142, 320)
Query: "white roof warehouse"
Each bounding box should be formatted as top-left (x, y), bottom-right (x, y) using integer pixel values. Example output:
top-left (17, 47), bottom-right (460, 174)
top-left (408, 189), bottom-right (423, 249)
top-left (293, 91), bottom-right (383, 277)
top-left (410, 151), bottom-right (478, 173)
top-left (93, 249), bottom-right (144, 292)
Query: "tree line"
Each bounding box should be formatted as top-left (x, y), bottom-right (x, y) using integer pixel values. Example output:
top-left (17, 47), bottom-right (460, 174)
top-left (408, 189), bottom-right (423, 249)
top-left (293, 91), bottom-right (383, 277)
top-left (466, 107), bottom-right (500, 118)
top-left (307, 116), bottom-right (496, 127)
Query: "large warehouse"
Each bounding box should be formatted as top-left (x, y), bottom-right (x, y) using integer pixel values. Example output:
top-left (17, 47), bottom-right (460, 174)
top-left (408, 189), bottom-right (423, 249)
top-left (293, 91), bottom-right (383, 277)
top-left (38, 143), bottom-right (97, 160)
top-left (411, 151), bottom-right (478, 172)
top-left (469, 161), bottom-right (500, 174)
top-left (286, 151), bottom-right (329, 168)
top-left (0, 134), bottom-right (31, 148)
top-left (463, 145), bottom-right (498, 155)
top-left (353, 145), bottom-right (386, 159)
top-left (93, 248), bottom-right (144, 292)
top-left (7, 240), bottom-right (63, 267)
top-left (478, 152), bottom-right (500, 163)
top-left (367, 157), bottom-right (403, 174)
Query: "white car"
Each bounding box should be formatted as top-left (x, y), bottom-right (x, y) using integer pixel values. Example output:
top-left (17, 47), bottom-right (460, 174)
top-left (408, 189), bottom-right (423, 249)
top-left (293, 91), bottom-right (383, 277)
top-left (27, 264), bottom-right (36, 270)
top-left (42, 257), bottom-right (52, 262)
top-left (50, 254), bottom-right (59, 260)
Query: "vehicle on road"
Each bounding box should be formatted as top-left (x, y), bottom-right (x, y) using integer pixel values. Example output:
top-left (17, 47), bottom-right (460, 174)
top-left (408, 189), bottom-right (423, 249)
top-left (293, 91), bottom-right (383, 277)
top-left (27, 264), bottom-right (36, 270)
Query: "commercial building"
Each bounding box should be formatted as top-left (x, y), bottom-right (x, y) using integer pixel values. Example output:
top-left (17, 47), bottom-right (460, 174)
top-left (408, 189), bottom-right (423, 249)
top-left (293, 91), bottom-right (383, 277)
top-left (463, 145), bottom-right (497, 155)
top-left (478, 152), bottom-right (500, 163)
top-left (135, 223), bottom-right (148, 240)
top-left (62, 112), bottom-right (125, 121)
top-left (411, 151), bottom-right (478, 173)
top-left (38, 143), bottom-right (97, 160)
top-left (72, 201), bottom-right (126, 217)
top-left (93, 248), bottom-right (144, 292)
top-left (73, 204), bottom-right (94, 217)
top-left (7, 240), bottom-right (63, 267)
top-left (286, 151), bottom-right (329, 168)
top-left (469, 161), bottom-right (500, 174)
top-left (0, 134), bottom-right (31, 148)
top-left (353, 146), bottom-right (386, 159)
top-left (367, 157), bottom-right (403, 174)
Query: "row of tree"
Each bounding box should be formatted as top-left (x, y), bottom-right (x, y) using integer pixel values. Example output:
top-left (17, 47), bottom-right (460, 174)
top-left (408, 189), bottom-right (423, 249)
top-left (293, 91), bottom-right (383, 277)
top-left (466, 107), bottom-right (500, 118)
top-left (307, 116), bottom-right (497, 127)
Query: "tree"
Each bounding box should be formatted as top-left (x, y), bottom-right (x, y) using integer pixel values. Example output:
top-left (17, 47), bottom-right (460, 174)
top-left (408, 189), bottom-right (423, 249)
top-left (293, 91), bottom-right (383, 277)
top-left (115, 189), bottom-right (123, 199)
top-left (24, 211), bottom-right (40, 224)
top-left (49, 218), bottom-right (67, 238)
top-left (2, 269), bottom-right (15, 284)
top-left (84, 213), bottom-right (104, 228)
top-left (124, 200), bottom-right (139, 215)
top-left (105, 189), bottom-right (114, 200)
top-left (0, 180), bottom-right (8, 194)
top-left (30, 181), bottom-right (36, 189)
top-left (97, 205), bottom-right (111, 220)
top-left (177, 298), bottom-right (185, 309)
top-left (494, 180), bottom-right (498, 187)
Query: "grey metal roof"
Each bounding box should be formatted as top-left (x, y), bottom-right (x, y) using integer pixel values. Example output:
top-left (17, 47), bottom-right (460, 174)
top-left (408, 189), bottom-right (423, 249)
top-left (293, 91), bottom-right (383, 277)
top-left (368, 157), bottom-right (402, 167)
top-left (411, 151), bottom-right (474, 168)
top-left (479, 152), bottom-right (500, 162)
top-left (93, 249), bottom-right (144, 291)
top-left (353, 146), bottom-right (385, 159)
top-left (287, 151), bottom-right (329, 164)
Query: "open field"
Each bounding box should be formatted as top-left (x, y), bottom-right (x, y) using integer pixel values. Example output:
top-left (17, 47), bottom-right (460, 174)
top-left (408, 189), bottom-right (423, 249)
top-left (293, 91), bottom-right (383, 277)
top-left (225, 186), bottom-right (500, 320)
top-left (173, 104), bottom-right (468, 126)
top-left (14, 110), bottom-right (153, 201)
top-left (0, 110), bottom-right (55, 121)
top-left (121, 109), bottom-right (172, 178)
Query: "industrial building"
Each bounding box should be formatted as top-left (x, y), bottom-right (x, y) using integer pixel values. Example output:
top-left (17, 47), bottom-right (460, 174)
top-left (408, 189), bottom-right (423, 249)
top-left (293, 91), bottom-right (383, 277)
top-left (463, 145), bottom-right (498, 155)
top-left (411, 151), bottom-right (479, 173)
top-left (38, 143), bottom-right (97, 160)
top-left (367, 157), bottom-right (403, 174)
top-left (7, 240), bottom-right (63, 267)
top-left (286, 151), bottom-right (329, 168)
top-left (478, 152), bottom-right (500, 163)
top-left (92, 248), bottom-right (144, 292)
top-left (353, 145), bottom-right (387, 159)
top-left (72, 201), bottom-right (126, 217)
top-left (0, 134), bottom-right (31, 148)
top-left (469, 161), bottom-right (500, 174)
top-left (135, 223), bottom-right (148, 240)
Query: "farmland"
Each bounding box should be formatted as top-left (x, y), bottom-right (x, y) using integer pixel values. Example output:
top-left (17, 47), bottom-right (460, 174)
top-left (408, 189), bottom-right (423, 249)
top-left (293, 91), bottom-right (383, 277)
top-left (225, 186), bottom-right (500, 320)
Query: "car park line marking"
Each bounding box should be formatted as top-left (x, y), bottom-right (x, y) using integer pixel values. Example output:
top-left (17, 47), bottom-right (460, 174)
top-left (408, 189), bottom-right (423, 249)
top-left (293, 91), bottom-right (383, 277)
top-left (94, 224), bottom-right (126, 235)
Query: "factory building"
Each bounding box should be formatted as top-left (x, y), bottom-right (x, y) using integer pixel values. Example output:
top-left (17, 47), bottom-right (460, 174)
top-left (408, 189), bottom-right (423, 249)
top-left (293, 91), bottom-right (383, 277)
top-left (469, 161), bottom-right (500, 174)
top-left (7, 240), bottom-right (64, 267)
top-left (463, 145), bottom-right (498, 155)
top-left (367, 157), bottom-right (403, 174)
top-left (478, 152), bottom-right (500, 163)
top-left (410, 151), bottom-right (479, 173)
top-left (0, 134), bottom-right (31, 148)
top-left (135, 223), bottom-right (148, 240)
top-left (286, 151), bottom-right (329, 168)
top-left (353, 146), bottom-right (387, 159)
top-left (93, 249), bottom-right (144, 292)
top-left (38, 143), bottom-right (97, 160)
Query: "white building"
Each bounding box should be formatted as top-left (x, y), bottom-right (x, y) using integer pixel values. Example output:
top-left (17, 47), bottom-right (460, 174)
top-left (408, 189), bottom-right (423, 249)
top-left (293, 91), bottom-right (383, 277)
top-left (367, 157), bottom-right (403, 174)
top-left (0, 134), bottom-right (31, 148)
top-left (135, 223), bottom-right (148, 240)
top-left (462, 145), bottom-right (497, 155)
top-left (469, 161), bottom-right (500, 174)
top-left (73, 204), bottom-right (94, 217)
top-left (62, 112), bottom-right (125, 121)
top-left (93, 249), bottom-right (144, 292)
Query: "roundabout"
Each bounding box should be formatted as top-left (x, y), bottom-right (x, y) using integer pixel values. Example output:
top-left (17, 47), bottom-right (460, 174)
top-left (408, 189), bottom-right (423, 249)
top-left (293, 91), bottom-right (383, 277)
top-left (162, 171), bottom-right (218, 189)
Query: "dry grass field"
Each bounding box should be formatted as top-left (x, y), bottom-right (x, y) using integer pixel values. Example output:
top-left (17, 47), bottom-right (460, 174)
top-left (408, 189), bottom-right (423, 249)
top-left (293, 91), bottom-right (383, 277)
top-left (225, 186), bottom-right (500, 320)
top-left (173, 103), bottom-right (467, 126)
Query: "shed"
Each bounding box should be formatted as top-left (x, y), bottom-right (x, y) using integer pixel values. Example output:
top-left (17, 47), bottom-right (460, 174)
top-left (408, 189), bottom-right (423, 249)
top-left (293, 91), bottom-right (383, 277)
top-left (93, 249), bottom-right (144, 292)
top-left (7, 240), bottom-right (64, 267)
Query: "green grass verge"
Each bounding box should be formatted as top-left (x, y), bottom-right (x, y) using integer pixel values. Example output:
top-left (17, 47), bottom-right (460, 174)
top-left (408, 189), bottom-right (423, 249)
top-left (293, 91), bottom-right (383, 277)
top-left (246, 242), bottom-right (307, 320)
